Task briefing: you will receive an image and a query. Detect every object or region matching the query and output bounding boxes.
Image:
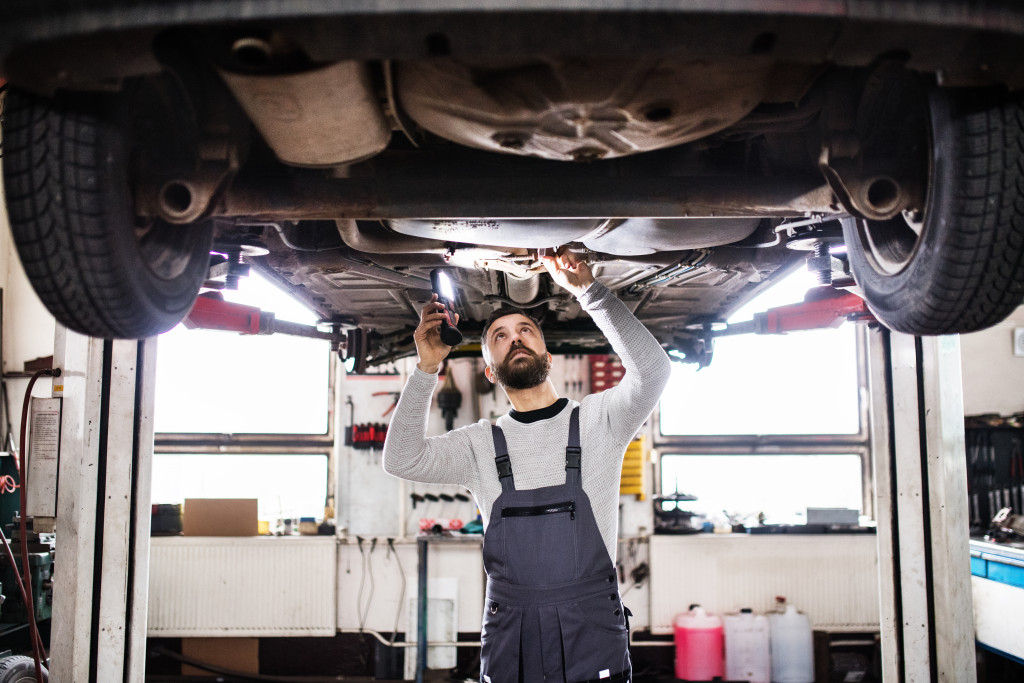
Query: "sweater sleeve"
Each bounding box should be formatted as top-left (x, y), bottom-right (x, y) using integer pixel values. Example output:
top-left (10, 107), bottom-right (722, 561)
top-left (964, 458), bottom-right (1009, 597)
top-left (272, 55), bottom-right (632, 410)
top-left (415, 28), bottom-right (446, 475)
top-left (577, 280), bottom-right (672, 446)
top-left (381, 368), bottom-right (481, 487)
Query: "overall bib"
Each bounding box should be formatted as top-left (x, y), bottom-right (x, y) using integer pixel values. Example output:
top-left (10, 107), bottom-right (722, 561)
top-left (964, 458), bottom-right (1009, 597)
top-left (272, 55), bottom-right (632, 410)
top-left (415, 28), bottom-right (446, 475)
top-left (480, 408), bottom-right (631, 683)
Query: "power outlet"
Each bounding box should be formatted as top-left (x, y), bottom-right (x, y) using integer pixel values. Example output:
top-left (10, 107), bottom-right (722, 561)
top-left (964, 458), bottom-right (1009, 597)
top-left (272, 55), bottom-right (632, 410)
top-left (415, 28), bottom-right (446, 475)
top-left (1015, 327), bottom-right (1024, 357)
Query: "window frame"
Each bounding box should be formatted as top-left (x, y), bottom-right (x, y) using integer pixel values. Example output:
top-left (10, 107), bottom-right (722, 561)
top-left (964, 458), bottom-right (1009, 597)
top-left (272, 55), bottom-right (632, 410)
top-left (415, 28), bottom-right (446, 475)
top-left (154, 347), bottom-right (337, 452)
top-left (654, 325), bottom-right (875, 520)
top-left (152, 345), bottom-right (338, 518)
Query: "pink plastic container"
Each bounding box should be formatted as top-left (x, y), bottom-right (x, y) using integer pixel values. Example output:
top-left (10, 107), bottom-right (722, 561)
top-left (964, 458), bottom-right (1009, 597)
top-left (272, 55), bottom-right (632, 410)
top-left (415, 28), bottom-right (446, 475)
top-left (674, 604), bottom-right (725, 681)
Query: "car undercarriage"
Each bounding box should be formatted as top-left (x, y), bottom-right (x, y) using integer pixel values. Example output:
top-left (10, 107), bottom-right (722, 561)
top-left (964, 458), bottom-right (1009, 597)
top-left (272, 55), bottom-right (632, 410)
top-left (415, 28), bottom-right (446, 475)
top-left (2, 3), bottom-right (1023, 369)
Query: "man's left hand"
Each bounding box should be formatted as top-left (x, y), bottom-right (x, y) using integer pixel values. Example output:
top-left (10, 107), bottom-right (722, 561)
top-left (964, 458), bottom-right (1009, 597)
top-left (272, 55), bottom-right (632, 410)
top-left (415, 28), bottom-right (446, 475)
top-left (542, 248), bottom-right (595, 298)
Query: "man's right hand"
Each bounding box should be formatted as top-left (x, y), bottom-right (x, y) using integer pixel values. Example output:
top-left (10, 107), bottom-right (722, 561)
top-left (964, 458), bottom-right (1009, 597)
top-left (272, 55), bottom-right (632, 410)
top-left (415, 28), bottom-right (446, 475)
top-left (414, 295), bottom-right (460, 374)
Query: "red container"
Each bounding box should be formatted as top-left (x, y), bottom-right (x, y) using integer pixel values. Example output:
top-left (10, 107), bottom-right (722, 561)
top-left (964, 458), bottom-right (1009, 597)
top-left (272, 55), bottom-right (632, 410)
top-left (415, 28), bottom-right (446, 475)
top-left (674, 605), bottom-right (725, 681)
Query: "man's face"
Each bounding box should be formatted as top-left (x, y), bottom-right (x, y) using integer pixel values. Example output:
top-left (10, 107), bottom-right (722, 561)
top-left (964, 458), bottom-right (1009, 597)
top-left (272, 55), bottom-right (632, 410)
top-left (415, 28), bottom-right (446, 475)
top-left (485, 314), bottom-right (550, 390)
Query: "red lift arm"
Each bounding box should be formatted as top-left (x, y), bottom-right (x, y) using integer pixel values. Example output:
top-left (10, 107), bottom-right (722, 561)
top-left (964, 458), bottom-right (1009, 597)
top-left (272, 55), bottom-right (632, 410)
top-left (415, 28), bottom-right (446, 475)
top-left (718, 289), bottom-right (877, 337)
top-left (183, 293), bottom-right (345, 345)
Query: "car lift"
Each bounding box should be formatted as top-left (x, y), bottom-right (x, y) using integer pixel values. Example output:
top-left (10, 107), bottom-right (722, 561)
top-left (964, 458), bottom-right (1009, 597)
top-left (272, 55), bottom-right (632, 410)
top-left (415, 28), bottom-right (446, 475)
top-left (182, 291), bottom-right (349, 347)
top-left (37, 285), bottom-right (974, 682)
top-left (679, 287), bottom-right (877, 368)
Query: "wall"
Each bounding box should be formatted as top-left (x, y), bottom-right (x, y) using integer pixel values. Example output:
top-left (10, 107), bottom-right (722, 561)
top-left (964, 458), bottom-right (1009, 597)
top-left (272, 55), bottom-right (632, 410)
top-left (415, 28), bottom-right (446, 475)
top-left (334, 352), bottom-right (658, 632)
top-left (960, 305), bottom-right (1024, 417)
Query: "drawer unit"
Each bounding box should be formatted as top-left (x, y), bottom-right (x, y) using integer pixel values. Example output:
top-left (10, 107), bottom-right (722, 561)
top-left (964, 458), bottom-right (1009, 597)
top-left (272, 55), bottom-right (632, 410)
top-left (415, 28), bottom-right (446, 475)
top-left (970, 540), bottom-right (1024, 661)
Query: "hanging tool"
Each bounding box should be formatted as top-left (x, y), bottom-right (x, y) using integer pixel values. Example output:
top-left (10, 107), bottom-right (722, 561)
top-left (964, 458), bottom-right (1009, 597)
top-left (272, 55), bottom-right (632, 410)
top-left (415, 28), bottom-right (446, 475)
top-left (344, 395), bottom-right (355, 446)
top-left (437, 371), bottom-right (463, 431)
top-left (373, 391), bottom-right (401, 417)
top-left (438, 493), bottom-right (455, 518)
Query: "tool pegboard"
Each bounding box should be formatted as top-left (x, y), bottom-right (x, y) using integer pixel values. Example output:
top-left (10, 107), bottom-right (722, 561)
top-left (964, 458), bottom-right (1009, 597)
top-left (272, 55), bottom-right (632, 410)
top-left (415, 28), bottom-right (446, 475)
top-left (966, 421), bottom-right (1024, 533)
top-left (589, 354), bottom-right (625, 392)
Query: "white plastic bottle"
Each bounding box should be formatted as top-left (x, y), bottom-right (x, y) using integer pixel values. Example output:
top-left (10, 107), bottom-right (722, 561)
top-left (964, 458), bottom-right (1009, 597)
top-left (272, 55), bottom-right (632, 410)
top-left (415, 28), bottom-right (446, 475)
top-left (769, 602), bottom-right (814, 683)
top-left (724, 608), bottom-right (770, 683)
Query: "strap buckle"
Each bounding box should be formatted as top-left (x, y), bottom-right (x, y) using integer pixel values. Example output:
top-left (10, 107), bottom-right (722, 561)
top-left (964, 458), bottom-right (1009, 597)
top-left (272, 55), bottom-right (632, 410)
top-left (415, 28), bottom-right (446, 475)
top-left (495, 454), bottom-right (513, 479)
top-left (565, 446), bottom-right (581, 470)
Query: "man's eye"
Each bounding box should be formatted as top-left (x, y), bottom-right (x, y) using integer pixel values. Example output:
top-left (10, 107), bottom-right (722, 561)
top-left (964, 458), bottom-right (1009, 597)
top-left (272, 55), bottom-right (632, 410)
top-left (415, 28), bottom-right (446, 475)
top-left (496, 333), bottom-right (505, 340)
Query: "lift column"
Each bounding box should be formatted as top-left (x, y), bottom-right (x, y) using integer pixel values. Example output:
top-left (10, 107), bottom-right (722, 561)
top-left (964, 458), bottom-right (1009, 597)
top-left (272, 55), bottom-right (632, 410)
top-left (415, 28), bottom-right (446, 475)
top-left (49, 328), bottom-right (157, 682)
top-left (868, 329), bottom-right (976, 682)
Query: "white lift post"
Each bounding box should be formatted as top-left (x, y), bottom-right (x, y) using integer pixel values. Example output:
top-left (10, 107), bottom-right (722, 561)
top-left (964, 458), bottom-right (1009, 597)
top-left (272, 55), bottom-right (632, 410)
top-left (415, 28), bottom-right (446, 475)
top-left (868, 328), bottom-right (976, 682)
top-left (48, 327), bottom-right (157, 682)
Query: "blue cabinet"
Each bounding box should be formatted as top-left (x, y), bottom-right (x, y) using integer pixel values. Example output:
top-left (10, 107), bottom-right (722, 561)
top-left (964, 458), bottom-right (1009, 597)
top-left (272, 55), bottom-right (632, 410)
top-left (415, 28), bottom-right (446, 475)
top-left (970, 540), bottom-right (1024, 588)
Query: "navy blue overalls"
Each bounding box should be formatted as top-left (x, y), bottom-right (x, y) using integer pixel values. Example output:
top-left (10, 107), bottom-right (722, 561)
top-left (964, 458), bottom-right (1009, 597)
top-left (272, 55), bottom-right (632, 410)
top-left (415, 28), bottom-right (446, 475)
top-left (480, 407), bottom-right (631, 683)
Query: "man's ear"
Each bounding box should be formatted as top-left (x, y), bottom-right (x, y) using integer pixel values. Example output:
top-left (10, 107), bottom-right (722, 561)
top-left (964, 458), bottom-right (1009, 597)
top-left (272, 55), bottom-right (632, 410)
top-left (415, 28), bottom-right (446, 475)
top-left (484, 365), bottom-right (495, 384)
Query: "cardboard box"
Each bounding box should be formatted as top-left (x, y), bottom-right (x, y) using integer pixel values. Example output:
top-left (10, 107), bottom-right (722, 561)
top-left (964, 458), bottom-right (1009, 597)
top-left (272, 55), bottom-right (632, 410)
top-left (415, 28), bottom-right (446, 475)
top-left (183, 499), bottom-right (258, 536)
top-left (181, 637), bottom-right (258, 676)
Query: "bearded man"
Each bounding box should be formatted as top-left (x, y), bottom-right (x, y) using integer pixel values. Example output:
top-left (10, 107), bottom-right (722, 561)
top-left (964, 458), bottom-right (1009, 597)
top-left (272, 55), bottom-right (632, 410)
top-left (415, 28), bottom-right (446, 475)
top-left (382, 250), bottom-right (671, 683)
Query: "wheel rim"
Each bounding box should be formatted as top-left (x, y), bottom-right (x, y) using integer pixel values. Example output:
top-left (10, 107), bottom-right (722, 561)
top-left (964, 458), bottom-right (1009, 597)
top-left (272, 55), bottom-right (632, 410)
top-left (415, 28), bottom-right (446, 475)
top-left (855, 208), bottom-right (925, 276)
top-left (134, 217), bottom-right (205, 281)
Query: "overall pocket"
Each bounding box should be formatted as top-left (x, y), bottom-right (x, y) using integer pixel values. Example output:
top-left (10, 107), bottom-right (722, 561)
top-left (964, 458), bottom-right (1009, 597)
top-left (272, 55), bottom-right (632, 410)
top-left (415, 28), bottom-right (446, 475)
top-left (500, 501), bottom-right (578, 584)
top-left (557, 594), bottom-right (630, 683)
top-left (479, 601), bottom-right (522, 683)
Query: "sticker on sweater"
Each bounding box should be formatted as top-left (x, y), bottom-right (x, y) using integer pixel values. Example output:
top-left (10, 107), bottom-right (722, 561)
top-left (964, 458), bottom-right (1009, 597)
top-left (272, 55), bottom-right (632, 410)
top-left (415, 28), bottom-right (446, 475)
top-left (483, 676), bottom-right (491, 683)
top-left (599, 671), bottom-right (610, 679)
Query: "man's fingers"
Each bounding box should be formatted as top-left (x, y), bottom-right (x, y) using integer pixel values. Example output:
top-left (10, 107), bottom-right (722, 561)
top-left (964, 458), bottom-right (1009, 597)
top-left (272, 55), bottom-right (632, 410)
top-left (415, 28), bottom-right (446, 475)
top-left (420, 301), bottom-right (446, 319)
top-left (419, 313), bottom-right (447, 327)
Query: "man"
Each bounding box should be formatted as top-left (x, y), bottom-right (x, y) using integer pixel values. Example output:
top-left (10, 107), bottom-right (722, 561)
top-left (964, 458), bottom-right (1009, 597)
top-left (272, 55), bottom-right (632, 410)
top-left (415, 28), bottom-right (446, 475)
top-left (382, 250), bottom-right (671, 683)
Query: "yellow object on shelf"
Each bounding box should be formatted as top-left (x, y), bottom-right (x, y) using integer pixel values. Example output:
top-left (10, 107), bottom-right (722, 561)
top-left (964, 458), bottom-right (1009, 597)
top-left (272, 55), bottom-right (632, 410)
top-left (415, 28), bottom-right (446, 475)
top-left (620, 435), bottom-right (646, 501)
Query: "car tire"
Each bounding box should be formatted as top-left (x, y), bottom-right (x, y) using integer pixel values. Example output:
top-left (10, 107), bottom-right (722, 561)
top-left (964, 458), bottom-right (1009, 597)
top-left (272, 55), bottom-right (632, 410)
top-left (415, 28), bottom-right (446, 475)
top-left (2, 87), bottom-right (213, 339)
top-left (0, 655), bottom-right (48, 682)
top-left (842, 87), bottom-right (1024, 335)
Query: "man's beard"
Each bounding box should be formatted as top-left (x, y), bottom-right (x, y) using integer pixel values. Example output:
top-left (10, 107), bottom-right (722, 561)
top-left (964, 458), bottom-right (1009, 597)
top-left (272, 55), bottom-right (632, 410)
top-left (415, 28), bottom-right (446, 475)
top-left (493, 345), bottom-right (550, 390)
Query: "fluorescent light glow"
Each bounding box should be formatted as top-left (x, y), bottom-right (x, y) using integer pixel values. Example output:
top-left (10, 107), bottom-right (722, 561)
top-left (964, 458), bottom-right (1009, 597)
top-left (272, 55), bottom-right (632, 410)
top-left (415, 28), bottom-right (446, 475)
top-left (436, 270), bottom-right (456, 300)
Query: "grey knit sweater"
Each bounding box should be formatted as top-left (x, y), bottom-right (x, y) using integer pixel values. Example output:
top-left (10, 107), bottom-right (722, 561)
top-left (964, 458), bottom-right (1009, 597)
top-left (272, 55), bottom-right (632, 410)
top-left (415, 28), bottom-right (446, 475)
top-left (382, 281), bottom-right (672, 561)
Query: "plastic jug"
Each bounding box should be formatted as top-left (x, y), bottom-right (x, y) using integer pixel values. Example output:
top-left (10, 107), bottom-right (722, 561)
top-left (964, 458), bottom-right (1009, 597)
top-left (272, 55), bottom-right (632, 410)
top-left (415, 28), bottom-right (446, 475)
top-left (769, 604), bottom-right (814, 683)
top-left (674, 604), bottom-right (724, 681)
top-left (723, 608), bottom-right (770, 683)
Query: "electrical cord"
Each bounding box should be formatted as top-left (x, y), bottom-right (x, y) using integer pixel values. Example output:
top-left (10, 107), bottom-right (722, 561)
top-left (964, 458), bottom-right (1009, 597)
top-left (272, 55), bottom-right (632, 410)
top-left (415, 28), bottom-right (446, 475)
top-left (0, 475), bottom-right (19, 494)
top-left (18, 368), bottom-right (60, 683)
top-left (360, 538), bottom-right (378, 631)
top-left (355, 536), bottom-right (367, 631)
top-left (386, 538), bottom-right (406, 645)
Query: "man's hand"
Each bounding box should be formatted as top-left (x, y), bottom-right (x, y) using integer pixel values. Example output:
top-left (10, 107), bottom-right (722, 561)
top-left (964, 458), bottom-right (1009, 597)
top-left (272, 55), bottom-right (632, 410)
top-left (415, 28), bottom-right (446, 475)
top-left (542, 248), bottom-right (596, 298)
top-left (414, 295), bottom-right (460, 374)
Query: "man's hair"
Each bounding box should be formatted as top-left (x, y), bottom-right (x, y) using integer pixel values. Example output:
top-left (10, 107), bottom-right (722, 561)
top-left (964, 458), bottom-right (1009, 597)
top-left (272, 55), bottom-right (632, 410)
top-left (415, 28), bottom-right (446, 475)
top-left (480, 306), bottom-right (545, 363)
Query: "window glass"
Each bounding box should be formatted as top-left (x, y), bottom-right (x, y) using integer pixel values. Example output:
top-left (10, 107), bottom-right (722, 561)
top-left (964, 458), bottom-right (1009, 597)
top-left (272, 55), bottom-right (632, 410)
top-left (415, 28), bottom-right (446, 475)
top-left (660, 268), bottom-right (860, 436)
top-left (154, 273), bottom-right (330, 434)
top-left (660, 453), bottom-right (863, 526)
top-left (151, 454), bottom-right (329, 523)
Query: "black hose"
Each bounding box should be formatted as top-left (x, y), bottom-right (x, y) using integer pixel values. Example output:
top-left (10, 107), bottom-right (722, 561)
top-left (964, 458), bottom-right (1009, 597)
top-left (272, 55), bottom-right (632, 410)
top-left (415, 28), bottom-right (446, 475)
top-left (18, 368), bottom-right (59, 683)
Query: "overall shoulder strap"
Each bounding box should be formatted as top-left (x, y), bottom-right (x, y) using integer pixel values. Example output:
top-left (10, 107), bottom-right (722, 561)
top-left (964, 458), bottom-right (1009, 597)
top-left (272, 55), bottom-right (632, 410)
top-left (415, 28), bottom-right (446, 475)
top-left (565, 407), bottom-right (582, 486)
top-left (490, 424), bottom-right (516, 492)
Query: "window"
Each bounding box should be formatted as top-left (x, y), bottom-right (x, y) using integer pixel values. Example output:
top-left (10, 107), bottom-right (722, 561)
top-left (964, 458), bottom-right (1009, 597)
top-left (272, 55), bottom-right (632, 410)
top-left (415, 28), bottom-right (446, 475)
top-left (152, 272), bottom-right (334, 526)
top-left (656, 267), bottom-right (872, 521)
top-left (660, 269), bottom-right (861, 437)
top-left (660, 453), bottom-right (865, 525)
top-left (154, 273), bottom-right (331, 435)
top-left (151, 454), bottom-right (329, 522)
